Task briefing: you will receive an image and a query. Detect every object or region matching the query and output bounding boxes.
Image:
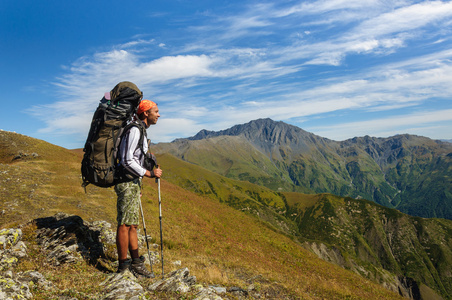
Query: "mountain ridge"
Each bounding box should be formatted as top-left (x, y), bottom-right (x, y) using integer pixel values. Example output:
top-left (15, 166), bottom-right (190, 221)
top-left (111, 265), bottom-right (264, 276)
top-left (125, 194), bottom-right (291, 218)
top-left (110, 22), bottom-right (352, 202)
top-left (156, 118), bottom-right (452, 220)
top-left (184, 118), bottom-right (330, 158)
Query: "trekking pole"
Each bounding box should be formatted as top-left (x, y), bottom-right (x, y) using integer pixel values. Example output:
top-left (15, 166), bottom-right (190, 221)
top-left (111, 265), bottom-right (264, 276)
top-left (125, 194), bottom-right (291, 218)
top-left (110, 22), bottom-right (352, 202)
top-left (139, 198), bottom-right (155, 278)
top-left (156, 171), bottom-right (164, 279)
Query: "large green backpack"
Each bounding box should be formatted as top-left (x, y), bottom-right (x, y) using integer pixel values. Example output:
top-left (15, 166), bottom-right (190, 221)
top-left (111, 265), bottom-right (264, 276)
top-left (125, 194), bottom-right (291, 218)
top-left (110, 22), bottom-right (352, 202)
top-left (81, 82), bottom-right (143, 189)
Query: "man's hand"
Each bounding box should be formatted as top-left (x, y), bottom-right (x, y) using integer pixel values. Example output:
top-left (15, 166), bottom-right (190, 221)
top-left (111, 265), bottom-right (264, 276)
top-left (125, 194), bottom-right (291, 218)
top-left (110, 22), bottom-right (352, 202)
top-left (153, 167), bottom-right (162, 178)
top-left (145, 166), bottom-right (162, 178)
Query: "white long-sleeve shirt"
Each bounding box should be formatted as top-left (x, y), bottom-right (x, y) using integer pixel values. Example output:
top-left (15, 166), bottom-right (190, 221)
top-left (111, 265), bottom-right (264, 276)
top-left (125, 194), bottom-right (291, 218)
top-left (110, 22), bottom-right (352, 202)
top-left (118, 120), bottom-right (148, 178)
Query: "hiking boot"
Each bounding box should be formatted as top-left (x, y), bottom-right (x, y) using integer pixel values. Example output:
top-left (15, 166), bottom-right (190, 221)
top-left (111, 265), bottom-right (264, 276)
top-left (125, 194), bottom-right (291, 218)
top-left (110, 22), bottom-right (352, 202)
top-left (131, 256), bottom-right (154, 278)
top-left (117, 259), bottom-right (131, 273)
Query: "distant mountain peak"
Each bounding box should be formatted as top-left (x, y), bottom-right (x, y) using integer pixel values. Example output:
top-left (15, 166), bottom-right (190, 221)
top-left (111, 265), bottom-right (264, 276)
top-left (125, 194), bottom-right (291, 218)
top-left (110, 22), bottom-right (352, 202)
top-left (188, 118), bottom-right (312, 143)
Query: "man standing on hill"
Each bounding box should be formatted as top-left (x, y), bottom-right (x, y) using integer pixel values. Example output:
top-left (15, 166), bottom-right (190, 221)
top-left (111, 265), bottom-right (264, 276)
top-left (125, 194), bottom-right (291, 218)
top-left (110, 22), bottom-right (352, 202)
top-left (115, 99), bottom-right (162, 277)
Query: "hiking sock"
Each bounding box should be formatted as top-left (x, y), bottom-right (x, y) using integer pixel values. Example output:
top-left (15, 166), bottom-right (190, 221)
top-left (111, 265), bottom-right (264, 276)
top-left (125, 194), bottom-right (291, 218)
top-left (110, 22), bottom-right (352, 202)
top-left (130, 248), bottom-right (139, 259)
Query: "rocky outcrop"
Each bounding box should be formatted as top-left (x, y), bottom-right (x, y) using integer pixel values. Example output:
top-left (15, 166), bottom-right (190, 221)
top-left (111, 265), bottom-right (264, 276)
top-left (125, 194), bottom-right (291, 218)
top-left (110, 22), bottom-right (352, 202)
top-left (0, 272), bottom-right (33, 300)
top-left (0, 213), bottom-right (264, 299)
top-left (0, 228), bottom-right (55, 299)
top-left (35, 213), bottom-right (101, 265)
top-left (0, 228), bottom-right (27, 272)
top-left (100, 271), bottom-right (146, 300)
top-left (149, 267), bottom-right (196, 293)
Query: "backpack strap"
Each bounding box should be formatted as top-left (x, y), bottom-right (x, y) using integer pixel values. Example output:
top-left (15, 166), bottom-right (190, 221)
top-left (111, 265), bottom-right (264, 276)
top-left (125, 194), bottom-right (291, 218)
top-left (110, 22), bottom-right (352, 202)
top-left (115, 120), bottom-right (148, 184)
top-left (122, 120), bottom-right (147, 154)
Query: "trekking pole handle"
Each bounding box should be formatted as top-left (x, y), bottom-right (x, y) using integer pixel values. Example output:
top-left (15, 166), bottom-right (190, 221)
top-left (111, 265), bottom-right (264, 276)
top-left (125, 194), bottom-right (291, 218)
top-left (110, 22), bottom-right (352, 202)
top-left (155, 165), bottom-right (160, 183)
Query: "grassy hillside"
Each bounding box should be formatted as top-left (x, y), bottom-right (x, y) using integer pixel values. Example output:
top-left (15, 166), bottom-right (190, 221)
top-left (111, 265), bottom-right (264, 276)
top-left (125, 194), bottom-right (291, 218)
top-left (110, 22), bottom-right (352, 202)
top-left (154, 144), bottom-right (452, 299)
top-left (0, 130), bottom-right (402, 299)
top-left (155, 151), bottom-right (300, 237)
top-left (156, 135), bottom-right (295, 191)
top-left (0, 131), bottom-right (117, 227)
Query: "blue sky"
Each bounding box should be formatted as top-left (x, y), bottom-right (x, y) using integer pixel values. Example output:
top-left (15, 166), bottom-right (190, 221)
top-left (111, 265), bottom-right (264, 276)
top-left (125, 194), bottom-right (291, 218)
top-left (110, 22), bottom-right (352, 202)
top-left (1, 0), bottom-right (452, 149)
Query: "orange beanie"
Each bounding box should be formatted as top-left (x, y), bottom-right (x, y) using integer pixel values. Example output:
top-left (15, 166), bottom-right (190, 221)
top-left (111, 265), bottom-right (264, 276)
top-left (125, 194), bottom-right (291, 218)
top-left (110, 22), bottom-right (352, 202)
top-left (137, 100), bottom-right (157, 115)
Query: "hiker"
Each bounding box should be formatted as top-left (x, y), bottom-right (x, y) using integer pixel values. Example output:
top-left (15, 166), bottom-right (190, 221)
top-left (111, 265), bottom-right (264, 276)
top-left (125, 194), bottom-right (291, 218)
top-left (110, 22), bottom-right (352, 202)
top-left (115, 99), bottom-right (162, 277)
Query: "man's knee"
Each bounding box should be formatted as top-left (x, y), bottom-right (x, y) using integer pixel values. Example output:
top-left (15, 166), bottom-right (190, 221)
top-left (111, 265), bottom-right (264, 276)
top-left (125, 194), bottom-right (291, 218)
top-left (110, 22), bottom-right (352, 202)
top-left (118, 224), bottom-right (130, 231)
top-left (117, 224), bottom-right (138, 232)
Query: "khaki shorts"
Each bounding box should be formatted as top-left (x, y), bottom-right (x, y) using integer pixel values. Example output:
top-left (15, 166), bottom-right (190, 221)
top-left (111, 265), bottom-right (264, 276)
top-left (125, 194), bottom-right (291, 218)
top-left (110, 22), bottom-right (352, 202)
top-left (115, 178), bottom-right (142, 225)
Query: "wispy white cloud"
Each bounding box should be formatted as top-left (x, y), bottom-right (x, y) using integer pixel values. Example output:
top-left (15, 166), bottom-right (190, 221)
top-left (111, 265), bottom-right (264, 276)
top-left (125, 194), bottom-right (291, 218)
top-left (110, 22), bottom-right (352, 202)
top-left (310, 109), bottom-right (452, 140)
top-left (136, 55), bottom-right (215, 82)
top-left (260, 1), bottom-right (452, 65)
top-left (29, 51), bottom-right (220, 141)
top-left (163, 53), bottom-right (452, 139)
top-left (116, 39), bottom-right (156, 50)
top-left (349, 1), bottom-right (452, 39)
top-left (275, 0), bottom-right (386, 19)
top-left (29, 0), bottom-right (452, 147)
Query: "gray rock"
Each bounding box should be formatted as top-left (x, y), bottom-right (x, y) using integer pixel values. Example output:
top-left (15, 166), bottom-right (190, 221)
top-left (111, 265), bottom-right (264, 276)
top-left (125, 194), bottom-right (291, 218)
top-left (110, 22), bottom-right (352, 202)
top-left (0, 254), bottom-right (19, 272)
top-left (148, 267), bottom-right (196, 293)
top-left (228, 286), bottom-right (249, 297)
top-left (12, 151), bottom-right (39, 161)
top-left (209, 285), bottom-right (227, 294)
top-left (0, 228), bottom-right (22, 250)
top-left (35, 213), bottom-right (106, 266)
top-left (100, 270), bottom-right (144, 300)
top-left (9, 241), bottom-right (27, 258)
top-left (0, 228), bottom-right (26, 272)
top-left (3, 271), bottom-right (13, 278)
top-left (172, 260), bottom-right (182, 266)
top-left (89, 220), bottom-right (116, 246)
top-left (0, 274), bottom-right (33, 299)
top-left (17, 270), bottom-right (56, 291)
top-left (193, 287), bottom-right (224, 300)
